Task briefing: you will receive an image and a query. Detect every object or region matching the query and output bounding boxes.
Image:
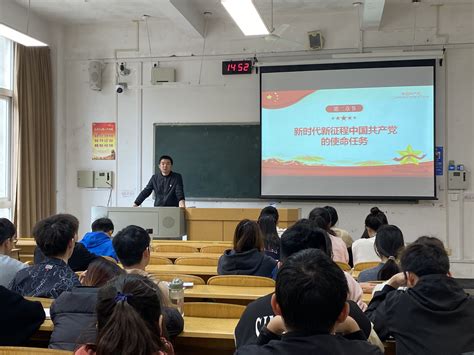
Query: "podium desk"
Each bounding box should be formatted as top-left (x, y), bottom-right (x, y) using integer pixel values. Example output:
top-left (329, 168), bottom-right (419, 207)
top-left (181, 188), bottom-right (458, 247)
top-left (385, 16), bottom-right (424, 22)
top-left (186, 208), bottom-right (300, 241)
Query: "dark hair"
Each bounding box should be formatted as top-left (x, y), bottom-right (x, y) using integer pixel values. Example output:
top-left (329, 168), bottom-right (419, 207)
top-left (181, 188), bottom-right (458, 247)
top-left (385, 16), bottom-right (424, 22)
top-left (414, 236), bottom-right (445, 250)
top-left (112, 225), bottom-right (150, 267)
top-left (0, 218), bottom-right (16, 245)
top-left (92, 218), bottom-right (114, 234)
top-left (33, 214), bottom-right (79, 257)
top-left (83, 258), bottom-right (125, 287)
top-left (276, 249), bottom-right (348, 333)
top-left (323, 206), bottom-right (338, 227)
top-left (233, 219), bottom-right (264, 253)
top-left (364, 207), bottom-right (388, 236)
top-left (95, 274), bottom-right (167, 355)
top-left (257, 215), bottom-right (280, 254)
top-left (158, 155), bottom-right (173, 165)
top-left (374, 225), bottom-right (405, 280)
top-left (280, 219), bottom-right (331, 261)
top-left (258, 206), bottom-right (279, 224)
top-left (308, 207), bottom-right (336, 236)
top-left (400, 238), bottom-right (449, 277)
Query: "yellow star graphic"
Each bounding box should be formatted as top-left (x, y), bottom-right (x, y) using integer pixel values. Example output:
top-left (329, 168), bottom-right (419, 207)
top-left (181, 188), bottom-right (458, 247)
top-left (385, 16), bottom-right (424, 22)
top-left (396, 145), bottom-right (424, 165)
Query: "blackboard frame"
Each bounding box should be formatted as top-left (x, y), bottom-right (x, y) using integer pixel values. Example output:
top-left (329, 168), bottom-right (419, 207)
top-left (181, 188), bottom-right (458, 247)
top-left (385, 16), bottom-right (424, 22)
top-left (154, 123), bottom-right (261, 199)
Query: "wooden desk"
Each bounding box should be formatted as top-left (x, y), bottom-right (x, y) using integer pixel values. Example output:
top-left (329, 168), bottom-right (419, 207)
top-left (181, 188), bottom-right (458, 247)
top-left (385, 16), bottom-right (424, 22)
top-left (146, 264), bottom-right (218, 282)
top-left (185, 285), bottom-right (273, 302)
top-left (10, 248), bottom-right (21, 260)
top-left (152, 252), bottom-right (222, 262)
top-left (152, 240), bottom-right (232, 249)
top-left (362, 293), bottom-right (372, 304)
top-left (15, 239), bottom-right (36, 262)
top-left (181, 316), bottom-right (237, 339)
top-left (185, 208), bottom-right (300, 241)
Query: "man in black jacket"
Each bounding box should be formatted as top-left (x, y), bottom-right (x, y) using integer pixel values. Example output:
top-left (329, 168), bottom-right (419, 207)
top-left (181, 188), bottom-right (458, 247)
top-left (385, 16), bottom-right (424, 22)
top-left (235, 219), bottom-right (373, 348)
top-left (366, 237), bottom-right (474, 355)
top-left (0, 285), bottom-right (45, 345)
top-left (236, 249), bottom-right (382, 355)
top-left (134, 155), bottom-right (185, 207)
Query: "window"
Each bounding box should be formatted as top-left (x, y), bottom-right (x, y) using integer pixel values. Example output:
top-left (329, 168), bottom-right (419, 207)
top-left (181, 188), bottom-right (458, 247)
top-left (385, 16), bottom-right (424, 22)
top-left (0, 36), bottom-right (13, 219)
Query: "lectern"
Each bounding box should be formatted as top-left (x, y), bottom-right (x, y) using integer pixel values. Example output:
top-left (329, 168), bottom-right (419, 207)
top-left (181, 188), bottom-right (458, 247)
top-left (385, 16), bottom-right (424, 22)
top-left (91, 206), bottom-right (186, 239)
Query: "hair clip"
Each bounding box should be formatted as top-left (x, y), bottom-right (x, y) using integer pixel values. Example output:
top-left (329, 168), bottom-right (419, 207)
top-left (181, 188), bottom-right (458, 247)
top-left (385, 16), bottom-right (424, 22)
top-left (388, 256), bottom-right (396, 261)
top-left (114, 292), bottom-right (132, 303)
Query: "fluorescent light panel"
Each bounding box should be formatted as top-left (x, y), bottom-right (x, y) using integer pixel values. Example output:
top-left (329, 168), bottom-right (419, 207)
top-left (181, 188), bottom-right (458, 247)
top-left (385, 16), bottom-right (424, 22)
top-left (0, 24), bottom-right (48, 47)
top-left (221, 0), bottom-right (269, 36)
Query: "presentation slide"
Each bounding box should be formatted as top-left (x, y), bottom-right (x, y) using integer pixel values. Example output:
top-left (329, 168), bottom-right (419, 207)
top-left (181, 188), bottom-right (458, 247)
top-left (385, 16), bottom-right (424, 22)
top-left (260, 60), bottom-right (435, 199)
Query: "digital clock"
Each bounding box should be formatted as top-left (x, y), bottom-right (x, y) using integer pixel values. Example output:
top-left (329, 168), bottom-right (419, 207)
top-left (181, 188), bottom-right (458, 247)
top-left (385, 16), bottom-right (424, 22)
top-left (222, 60), bottom-right (253, 75)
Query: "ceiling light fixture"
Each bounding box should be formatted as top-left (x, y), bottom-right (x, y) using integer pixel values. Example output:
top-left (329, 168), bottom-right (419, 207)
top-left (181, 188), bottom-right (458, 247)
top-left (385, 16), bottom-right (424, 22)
top-left (221, 0), bottom-right (269, 36)
top-left (0, 23), bottom-right (47, 47)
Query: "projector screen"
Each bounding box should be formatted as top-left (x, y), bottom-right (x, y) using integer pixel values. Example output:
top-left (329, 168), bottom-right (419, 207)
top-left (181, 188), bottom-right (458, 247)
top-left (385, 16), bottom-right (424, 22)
top-left (260, 60), bottom-right (436, 199)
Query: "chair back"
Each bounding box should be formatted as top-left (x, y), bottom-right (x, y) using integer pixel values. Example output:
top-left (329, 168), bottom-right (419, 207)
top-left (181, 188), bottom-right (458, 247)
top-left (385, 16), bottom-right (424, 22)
top-left (335, 261), bottom-right (352, 271)
top-left (153, 244), bottom-right (199, 253)
top-left (175, 256), bottom-right (219, 266)
top-left (353, 261), bottom-right (381, 271)
top-left (183, 302), bottom-right (245, 318)
top-left (200, 245), bottom-right (229, 254)
top-left (149, 273), bottom-right (205, 285)
top-left (0, 347), bottom-right (72, 354)
top-left (149, 254), bottom-right (173, 265)
top-left (207, 275), bottom-right (275, 287)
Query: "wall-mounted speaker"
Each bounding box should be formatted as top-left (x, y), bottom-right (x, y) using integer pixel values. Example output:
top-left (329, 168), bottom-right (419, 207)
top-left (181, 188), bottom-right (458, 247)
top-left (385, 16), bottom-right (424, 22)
top-left (308, 31), bottom-right (324, 50)
top-left (88, 61), bottom-right (102, 91)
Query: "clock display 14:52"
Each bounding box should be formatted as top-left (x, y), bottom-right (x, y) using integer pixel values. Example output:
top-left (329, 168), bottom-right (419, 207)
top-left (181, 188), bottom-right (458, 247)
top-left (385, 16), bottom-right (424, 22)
top-left (222, 60), bottom-right (253, 75)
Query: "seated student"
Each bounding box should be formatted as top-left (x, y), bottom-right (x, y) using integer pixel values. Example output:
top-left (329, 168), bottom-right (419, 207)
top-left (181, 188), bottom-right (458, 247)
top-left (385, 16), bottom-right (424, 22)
top-left (324, 205), bottom-right (354, 248)
top-left (366, 237), bottom-right (474, 355)
top-left (236, 249), bottom-right (382, 355)
top-left (10, 214), bottom-right (81, 298)
top-left (0, 286), bottom-right (45, 345)
top-left (235, 219), bottom-right (375, 349)
top-left (112, 225), bottom-right (184, 338)
top-left (259, 206), bottom-right (285, 236)
top-left (358, 225), bottom-right (404, 282)
top-left (75, 274), bottom-right (174, 355)
top-left (352, 207), bottom-right (388, 265)
top-left (257, 215), bottom-right (280, 260)
top-left (308, 207), bottom-right (349, 264)
top-left (79, 218), bottom-right (118, 261)
top-left (49, 258), bottom-right (125, 350)
top-left (35, 238), bottom-right (98, 272)
top-left (0, 218), bottom-right (28, 287)
top-left (218, 219), bottom-right (277, 278)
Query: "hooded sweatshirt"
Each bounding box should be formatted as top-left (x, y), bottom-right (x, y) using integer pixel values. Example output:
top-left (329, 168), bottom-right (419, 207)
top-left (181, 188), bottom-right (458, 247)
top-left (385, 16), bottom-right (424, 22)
top-left (80, 231), bottom-right (118, 261)
top-left (217, 249), bottom-right (277, 278)
top-left (366, 274), bottom-right (474, 355)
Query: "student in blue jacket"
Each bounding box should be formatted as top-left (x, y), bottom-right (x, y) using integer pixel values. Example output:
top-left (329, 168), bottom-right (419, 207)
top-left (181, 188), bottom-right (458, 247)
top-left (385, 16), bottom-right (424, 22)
top-left (80, 218), bottom-right (117, 261)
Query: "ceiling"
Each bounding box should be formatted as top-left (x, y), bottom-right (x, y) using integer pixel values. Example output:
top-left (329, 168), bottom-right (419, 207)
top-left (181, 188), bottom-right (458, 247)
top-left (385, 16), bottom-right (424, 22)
top-left (12, 0), bottom-right (468, 25)
top-left (12, 0), bottom-right (472, 38)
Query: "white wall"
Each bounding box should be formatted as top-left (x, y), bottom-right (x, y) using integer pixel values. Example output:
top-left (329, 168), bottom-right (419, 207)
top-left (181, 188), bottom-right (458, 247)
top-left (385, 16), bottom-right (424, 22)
top-left (61, 3), bottom-right (474, 276)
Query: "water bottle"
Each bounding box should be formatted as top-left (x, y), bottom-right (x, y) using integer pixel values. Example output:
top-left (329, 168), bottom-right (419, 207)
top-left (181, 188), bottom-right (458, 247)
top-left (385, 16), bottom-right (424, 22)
top-left (169, 278), bottom-right (184, 316)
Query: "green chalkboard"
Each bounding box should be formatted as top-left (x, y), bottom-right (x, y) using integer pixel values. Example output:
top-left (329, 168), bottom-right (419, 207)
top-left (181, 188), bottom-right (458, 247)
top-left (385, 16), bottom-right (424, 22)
top-left (154, 125), bottom-right (260, 198)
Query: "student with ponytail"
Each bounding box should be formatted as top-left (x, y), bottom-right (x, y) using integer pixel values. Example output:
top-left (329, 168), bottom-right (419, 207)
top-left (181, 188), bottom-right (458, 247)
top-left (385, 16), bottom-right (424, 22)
top-left (358, 225), bottom-right (404, 282)
top-left (352, 207), bottom-right (389, 264)
top-left (308, 207), bottom-right (349, 264)
top-left (75, 273), bottom-right (174, 355)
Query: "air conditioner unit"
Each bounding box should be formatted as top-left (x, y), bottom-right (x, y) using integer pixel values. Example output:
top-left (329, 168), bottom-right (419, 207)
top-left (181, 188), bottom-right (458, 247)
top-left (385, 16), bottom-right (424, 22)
top-left (151, 67), bottom-right (176, 84)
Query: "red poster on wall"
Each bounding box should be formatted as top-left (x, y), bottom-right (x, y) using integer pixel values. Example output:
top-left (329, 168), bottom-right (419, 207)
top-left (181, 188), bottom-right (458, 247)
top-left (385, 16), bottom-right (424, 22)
top-left (92, 122), bottom-right (116, 160)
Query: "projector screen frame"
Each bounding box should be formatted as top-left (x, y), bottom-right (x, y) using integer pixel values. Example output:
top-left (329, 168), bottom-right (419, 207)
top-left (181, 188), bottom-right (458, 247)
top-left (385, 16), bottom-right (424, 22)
top-left (259, 59), bottom-right (437, 201)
